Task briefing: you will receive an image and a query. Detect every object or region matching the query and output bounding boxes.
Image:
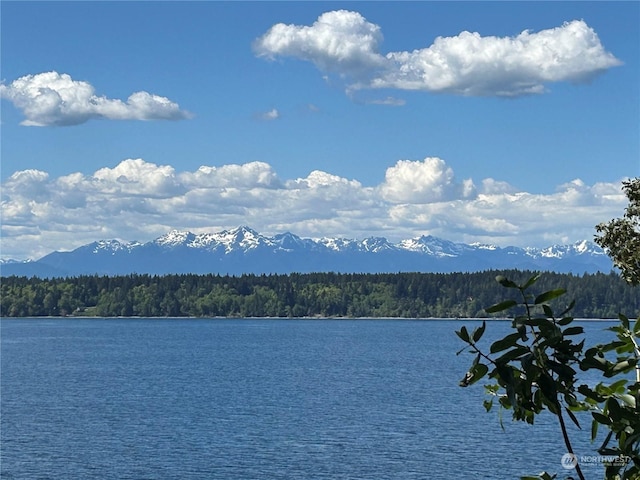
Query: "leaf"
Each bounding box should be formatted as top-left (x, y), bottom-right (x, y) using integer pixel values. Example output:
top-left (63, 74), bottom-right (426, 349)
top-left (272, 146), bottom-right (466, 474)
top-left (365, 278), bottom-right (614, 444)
top-left (581, 356), bottom-right (608, 372)
top-left (485, 300), bottom-right (517, 314)
top-left (459, 371), bottom-right (474, 387)
top-left (591, 418), bottom-right (599, 442)
top-left (547, 361), bottom-right (576, 381)
top-left (578, 384), bottom-right (605, 402)
top-left (565, 406), bottom-right (582, 430)
top-left (615, 341), bottom-right (635, 354)
top-left (496, 364), bottom-right (516, 407)
top-left (619, 312), bottom-right (630, 330)
top-left (496, 276), bottom-right (519, 289)
top-left (606, 397), bottom-right (622, 422)
top-left (617, 393), bottom-right (636, 408)
top-left (599, 340), bottom-right (627, 352)
top-left (539, 473), bottom-right (557, 480)
top-left (455, 346), bottom-right (468, 356)
top-left (471, 363), bottom-right (489, 384)
top-left (611, 359), bottom-right (636, 374)
top-left (472, 352), bottom-right (480, 366)
top-left (472, 321), bottom-right (486, 343)
top-left (609, 378), bottom-right (628, 393)
top-left (538, 373), bottom-right (558, 404)
top-left (459, 363), bottom-right (489, 387)
top-left (557, 316), bottom-right (573, 326)
top-left (521, 317), bottom-right (552, 328)
top-left (534, 289), bottom-right (566, 305)
top-left (563, 326), bottom-right (584, 336)
top-left (592, 411), bottom-right (612, 425)
top-left (522, 274), bottom-right (541, 290)
top-left (455, 326), bottom-right (470, 343)
top-left (559, 300), bottom-right (575, 317)
top-left (490, 332), bottom-right (522, 354)
top-left (495, 345), bottom-right (530, 364)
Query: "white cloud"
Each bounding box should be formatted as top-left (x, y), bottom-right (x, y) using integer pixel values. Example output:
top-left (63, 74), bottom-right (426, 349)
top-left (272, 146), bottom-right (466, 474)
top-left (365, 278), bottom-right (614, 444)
top-left (92, 159), bottom-right (184, 197)
top-left (367, 96), bottom-right (406, 106)
top-left (254, 10), bottom-right (386, 77)
top-left (288, 170), bottom-right (362, 189)
top-left (181, 162), bottom-right (281, 189)
top-left (0, 71), bottom-right (192, 126)
top-left (255, 12), bottom-right (622, 98)
top-left (0, 157), bottom-right (628, 260)
top-left (258, 108), bottom-right (280, 120)
top-left (380, 157), bottom-right (476, 203)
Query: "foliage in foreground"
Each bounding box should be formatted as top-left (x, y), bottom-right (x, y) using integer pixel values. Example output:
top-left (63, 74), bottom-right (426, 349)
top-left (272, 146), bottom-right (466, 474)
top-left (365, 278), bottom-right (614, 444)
top-left (595, 178), bottom-right (640, 287)
top-left (458, 178), bottom-right (640, 479)
top-left (457, 275), bottom-right (640, 480)
top-left (1, 270), bottom-right (638, 318)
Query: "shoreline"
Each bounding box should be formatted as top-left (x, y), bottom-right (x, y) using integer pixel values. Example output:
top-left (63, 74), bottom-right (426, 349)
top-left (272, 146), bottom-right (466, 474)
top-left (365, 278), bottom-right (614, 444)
top-left (0, 315), bottom-right (622, 321)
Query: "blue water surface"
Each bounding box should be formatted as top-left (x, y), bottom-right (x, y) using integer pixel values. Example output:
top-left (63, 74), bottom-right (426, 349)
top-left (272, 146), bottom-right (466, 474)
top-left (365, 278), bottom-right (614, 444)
top-left (1, 318), bottom-right (615, 479)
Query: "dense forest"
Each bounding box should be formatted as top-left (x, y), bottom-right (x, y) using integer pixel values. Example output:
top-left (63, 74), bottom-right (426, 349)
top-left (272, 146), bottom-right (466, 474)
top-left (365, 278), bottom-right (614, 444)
top-left (1, 270), bottom-right (638, 319)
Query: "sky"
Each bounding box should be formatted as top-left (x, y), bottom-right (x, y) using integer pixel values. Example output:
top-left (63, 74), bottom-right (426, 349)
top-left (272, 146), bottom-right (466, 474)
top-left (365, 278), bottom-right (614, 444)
top-left (1, 1), bottom-right (639, 260)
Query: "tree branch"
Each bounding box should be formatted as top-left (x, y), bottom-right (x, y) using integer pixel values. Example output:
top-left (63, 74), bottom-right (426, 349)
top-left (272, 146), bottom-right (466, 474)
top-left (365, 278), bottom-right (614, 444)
top-left (556, 404), bottom-right (586, 480)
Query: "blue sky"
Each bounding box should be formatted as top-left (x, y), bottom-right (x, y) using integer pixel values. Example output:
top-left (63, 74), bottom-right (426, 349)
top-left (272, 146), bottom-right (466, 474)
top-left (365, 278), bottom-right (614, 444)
top-left (1, 1), bottom-right (638, 260)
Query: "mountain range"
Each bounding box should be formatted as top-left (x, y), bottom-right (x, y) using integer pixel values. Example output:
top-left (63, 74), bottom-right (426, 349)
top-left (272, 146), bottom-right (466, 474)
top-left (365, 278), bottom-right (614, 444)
top-left (0, 226), bottom-right (613, 278)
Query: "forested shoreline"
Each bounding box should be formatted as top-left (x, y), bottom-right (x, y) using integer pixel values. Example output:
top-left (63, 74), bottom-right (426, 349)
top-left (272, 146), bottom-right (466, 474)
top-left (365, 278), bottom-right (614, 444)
top-left (2, 270), bottom-right (638, 319)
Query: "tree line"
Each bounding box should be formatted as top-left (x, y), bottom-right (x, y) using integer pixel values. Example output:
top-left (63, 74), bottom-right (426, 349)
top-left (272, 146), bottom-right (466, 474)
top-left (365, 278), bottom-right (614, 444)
top-left (1, 270), bottom-right (638, 318)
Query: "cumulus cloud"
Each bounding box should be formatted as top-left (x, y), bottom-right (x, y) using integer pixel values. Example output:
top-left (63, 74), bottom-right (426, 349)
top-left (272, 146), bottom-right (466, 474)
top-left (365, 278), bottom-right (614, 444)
top-left (93, 159), bottom-right (184, 197)
top-left (380, 157), bottom-right (476, 203)
top-left (181, 162), bottom-right (281, 189)
top-left (0, 157), bottom-right (628, 259)
top-left (254, 10), bottom-right (386, 77)
top-left (0, 71), bottom-right (192, 126)
top-left (255, 11), bottom-right (622, 97)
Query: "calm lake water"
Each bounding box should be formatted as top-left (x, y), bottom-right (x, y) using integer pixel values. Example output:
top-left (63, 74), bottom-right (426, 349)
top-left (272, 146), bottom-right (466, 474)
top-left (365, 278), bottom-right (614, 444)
top-left (1, 318), bottom-right (619, 479)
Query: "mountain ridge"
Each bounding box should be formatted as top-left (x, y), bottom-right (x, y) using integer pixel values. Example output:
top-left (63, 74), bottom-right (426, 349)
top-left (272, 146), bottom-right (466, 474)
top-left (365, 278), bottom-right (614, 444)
top-left (0, 225), bottom-right (612, 277)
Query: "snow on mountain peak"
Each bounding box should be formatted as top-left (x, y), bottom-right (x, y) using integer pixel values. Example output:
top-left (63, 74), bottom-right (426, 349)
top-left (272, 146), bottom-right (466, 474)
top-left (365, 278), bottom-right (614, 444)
top-left (92, 239), bottom-right (141, 254)
top-left (397, 235), bottom-right (464, 257)
top-left (361, 237), bottom-right (395, 253)
top-left (1, 258), bottom-right (33, 264)
top-left (317, 237), bottom-right (357, 252)
top-left (272, 232), bottom-right (309, 251)
top-left (0, 225), bottom-right (613, 277)
top-left (572, 239), bottom-right (604, 255)
top-left (155, 230), bottom-right (195, 247)
top-left (206, 226), bottom-right (272, 253)
top-left (469, 242), bottom-right (499, 251)
top-left (534, 240), bottom-right (604, 259)
top-left (574, 240), bottom-right (589, 253)
top-left (153, 227), bottom-right (270, 253)
top-left (94, 228), bottom-right (610, 261)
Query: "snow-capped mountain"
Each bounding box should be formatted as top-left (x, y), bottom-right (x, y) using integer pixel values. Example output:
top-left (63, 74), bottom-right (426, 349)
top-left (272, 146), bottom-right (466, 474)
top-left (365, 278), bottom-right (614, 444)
top-left (0, 226), bottom-right (613, 278)
top-left (398, 235), bottom-right (474, 257)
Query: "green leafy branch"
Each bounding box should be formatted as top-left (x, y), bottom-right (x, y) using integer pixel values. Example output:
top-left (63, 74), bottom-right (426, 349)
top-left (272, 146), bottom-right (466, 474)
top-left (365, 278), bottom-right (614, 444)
top-left (457, 274), bottom-right (640, 480)
top-left (578, 313), bottom-right (640, 479)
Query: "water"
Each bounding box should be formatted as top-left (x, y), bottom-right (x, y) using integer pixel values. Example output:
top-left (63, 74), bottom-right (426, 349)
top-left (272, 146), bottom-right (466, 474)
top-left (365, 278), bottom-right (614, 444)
top-left (1, 318), bottom-right (619, 479)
